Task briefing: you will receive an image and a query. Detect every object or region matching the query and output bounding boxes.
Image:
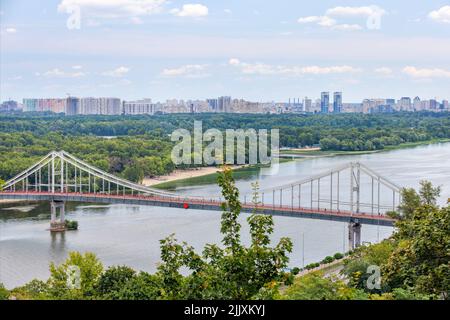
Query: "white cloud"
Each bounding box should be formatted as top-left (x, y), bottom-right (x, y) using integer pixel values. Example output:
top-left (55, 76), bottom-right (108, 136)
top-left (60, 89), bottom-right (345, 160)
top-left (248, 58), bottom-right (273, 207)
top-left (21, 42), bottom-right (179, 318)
top-left (72, 65), bottom-right (83, 69)
top-left (228, 58), bottom-right (241, 66)
top-left (57, 0), bottom-right (166, 18)
top-left (331, 24), bottom-right (362, 31)
top-left (298, 15), bottom-right (362, 31)
top-left (43, 68), bottom-right (85, 78)
top-left (374, 67), bottom-right (393, 75)
top-left (170, 4), bottom-right (208, 17)
top-left (298, 5), bottom-right (385, 31)
top-left (5, 27), bottom-right (17, 33)
top-left (229, 59), bottom-right (362, 76)
top-left (428, 6), bottom-right (450, 24)
top-left (403, 66), bottom-right (450, 78)
top-left (326, 5), bottom-right (386, 18)
top-left (161, 64), bottom-right (209, 77)
top-left (298, 16), bottom-right (336, 27)
top-left (224, 9), bottom-right (232, 14)
top-left (102, 66), bottom-right (130, 77)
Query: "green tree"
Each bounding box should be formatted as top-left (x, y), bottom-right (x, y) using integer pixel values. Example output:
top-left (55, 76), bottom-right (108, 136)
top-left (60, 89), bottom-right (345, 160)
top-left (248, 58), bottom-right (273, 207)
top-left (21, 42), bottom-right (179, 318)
top-left (155, 166), bottom-right (293, 299)
top-left (9, 279), bottom-right (49, 300)
top-left (281, 272), bottom-right (368, 300)
top-left (122, 165), bottom-right (144, 183)
top-left (47, 252), bottom-right (103, 299)
top-left (342, 240), bottom-right (394, 293)
top-left (0, 283), bottom-right (9, 300)
top-left (95, 266), bottom-right (136, 299)
top-left (113, 272), bottom-right (163, 300)
top-left (383, 182), bottom-right (449, 299)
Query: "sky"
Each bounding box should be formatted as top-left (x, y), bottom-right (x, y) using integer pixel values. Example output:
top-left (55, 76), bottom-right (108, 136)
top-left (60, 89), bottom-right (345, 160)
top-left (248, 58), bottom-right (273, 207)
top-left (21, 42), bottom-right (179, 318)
top-left (1, 0), bottom-right (450, 103)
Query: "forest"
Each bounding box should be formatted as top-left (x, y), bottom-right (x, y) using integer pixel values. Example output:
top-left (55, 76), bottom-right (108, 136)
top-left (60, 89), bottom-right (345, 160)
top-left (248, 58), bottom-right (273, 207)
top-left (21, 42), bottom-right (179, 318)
top-left (0, 111), bottom-right (448, 181)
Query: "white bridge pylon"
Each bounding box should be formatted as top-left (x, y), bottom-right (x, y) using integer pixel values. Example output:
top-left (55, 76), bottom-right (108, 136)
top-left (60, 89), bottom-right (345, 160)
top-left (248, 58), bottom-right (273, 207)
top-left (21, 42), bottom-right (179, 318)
top-left (1, 151), bottom-right (188, 199)
top-left (1, 151), bottom-right (402, 216)
top-left (240, 162), bottom-right (402, 215)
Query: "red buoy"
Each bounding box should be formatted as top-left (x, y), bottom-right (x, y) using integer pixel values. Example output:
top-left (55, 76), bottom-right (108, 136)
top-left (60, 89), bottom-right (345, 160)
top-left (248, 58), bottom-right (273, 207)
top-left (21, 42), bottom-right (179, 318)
top-left (183, 203), bottom-right (189, 209)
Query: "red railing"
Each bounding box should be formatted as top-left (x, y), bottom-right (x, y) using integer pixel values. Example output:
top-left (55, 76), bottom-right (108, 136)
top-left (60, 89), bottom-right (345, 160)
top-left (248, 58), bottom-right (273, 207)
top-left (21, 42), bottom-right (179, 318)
top-left (0, 190), bottom-right (396, 222)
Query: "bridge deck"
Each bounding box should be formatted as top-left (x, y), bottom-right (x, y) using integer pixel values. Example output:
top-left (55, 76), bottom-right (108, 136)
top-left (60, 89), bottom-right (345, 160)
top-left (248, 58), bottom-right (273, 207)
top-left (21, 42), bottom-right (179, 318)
top-left (0, 191), bottom-right (396, 226)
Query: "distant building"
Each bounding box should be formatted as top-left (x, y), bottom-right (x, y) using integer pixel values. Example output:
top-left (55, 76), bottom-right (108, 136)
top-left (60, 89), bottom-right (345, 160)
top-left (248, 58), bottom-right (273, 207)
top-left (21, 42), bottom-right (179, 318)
top-left (123, 99), bottom-right (155, 115)
top-left (362, 99), bottom-right (386, 113)
top-left (23, 99), bottom-right (37, 112)
top-left (206, 98), bottom-right (218, 112)
top-left (333, 92), bottom-right (342, 113)
top-left (413, 96), bottom-right (421, 111)
top-left (342, 103), bottom-right (363, 113)
top-left (218, 96), bottom-right (231, 113)
top-left (21, 98), bottom-right (65, 113)
top-left (398, 97), bottom-right (412, 111)
top-left (429, 99), bottom-right (438, 111)
top-left (369, 104), bottom-right (394, 113)
top-left (321, 92), bottom-right (329, 113)
top-left (79, 97), bottom-right (121, 115)
top-left (303, 97), bottom-right (312, 112)
top-left (65, 97), bottom-right (80, 115)
top-left (0, 100), bottom-right (19, 112)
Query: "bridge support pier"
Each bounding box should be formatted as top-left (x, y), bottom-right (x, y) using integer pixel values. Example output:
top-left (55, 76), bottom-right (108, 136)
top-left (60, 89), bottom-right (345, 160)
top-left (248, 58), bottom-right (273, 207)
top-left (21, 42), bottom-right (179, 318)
top-left (50, 200), bottom-right (66, 232)
top-left (348, 219), bottom-right (362, 250)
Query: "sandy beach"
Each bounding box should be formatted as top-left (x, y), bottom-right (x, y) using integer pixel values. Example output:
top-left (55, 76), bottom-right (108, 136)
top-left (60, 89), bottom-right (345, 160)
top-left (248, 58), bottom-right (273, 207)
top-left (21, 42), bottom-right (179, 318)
top-left (0, 199), bottom-right (23, 204)
top-left (143, 166), bottom-right (242, 186)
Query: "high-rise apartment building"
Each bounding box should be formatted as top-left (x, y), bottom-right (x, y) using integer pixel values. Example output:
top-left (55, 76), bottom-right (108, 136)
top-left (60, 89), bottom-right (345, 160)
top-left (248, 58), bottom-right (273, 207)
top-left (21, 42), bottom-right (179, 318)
top-left (218, 96), bottom-right (231, 113)
top-left (321, 92), bottom-right (329, 113)
top-left (206, 98), bottom-right (218, 112)
top-left (79, 97), bottom-right (121, 115)
top-left (398, 97), bottom-right (412, 111)
top-left (333, 92), bottom-right (342, 113)
top-left (303, 97), bottom-right (312, 112)
top-left (123, 99), bottom-right (156, 115)
top-left (65, 97), bottom-right (80, 115)
top-left (23, 99), bottom-right (37, 112)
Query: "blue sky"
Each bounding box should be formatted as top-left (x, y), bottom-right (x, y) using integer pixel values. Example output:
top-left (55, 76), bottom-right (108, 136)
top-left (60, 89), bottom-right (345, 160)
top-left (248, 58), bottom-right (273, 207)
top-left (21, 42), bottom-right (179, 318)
top-left (1, 0), bottom-right (450, 102)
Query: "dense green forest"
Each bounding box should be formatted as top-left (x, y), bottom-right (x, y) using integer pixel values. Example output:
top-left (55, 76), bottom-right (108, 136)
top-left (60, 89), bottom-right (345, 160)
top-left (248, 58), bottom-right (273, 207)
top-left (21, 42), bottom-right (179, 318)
top-left (0, 112), bottom-right (448, 181)
top-left (1, 170), bottom-right (448, 300)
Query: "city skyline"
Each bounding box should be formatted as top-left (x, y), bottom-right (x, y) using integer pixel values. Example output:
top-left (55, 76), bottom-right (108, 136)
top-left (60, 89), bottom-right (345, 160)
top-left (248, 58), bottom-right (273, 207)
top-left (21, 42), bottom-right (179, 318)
top-left (3, 92), bottom-right (447, 115)
top-left (1, 1), bottom-right (450, 102)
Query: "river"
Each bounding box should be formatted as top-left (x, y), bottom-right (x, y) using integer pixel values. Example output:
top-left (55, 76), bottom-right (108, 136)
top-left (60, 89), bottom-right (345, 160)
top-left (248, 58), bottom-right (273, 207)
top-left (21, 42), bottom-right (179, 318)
top-left (1, 142), bottom-right (449, 288)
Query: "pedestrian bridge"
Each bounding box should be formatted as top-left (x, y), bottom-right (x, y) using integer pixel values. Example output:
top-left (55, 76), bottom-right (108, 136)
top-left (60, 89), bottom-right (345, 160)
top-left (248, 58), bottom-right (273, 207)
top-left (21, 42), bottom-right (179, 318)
top-left (0, 151), bottom-right (402, 246)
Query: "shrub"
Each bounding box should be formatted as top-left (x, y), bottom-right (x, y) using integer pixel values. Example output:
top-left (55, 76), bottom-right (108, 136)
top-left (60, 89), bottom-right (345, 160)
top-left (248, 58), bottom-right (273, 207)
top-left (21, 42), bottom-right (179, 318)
top-left (333, 253), bottom-right (344, 260)
top-left (0, 283), bottom-right (9, 300)
top-left (321, 256), bottom-right (335, 264)
top-left (65, 220), bottom-right (78, 230)
top-left (291, 267), bottom-right (300, 275)
top-left (305, 262), bottom-right (321, 270)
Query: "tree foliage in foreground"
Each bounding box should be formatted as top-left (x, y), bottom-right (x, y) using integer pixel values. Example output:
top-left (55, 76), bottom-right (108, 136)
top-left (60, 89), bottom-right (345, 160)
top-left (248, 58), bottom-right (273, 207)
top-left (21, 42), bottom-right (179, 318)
top-left (155, 167), bottom-right (293, 299)
top-left (382, 182), bottom-right (449, 299)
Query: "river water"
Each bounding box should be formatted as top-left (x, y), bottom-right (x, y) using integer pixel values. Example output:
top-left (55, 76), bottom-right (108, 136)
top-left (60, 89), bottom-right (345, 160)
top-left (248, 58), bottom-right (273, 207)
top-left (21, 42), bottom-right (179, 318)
top-left (1, 142), bottom-right (449, 288)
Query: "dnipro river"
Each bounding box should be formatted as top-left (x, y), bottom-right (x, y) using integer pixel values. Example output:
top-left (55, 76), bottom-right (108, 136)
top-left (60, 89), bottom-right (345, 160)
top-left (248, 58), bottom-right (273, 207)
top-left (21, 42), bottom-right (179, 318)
top-left (1, 142), bottom-right (449, 288)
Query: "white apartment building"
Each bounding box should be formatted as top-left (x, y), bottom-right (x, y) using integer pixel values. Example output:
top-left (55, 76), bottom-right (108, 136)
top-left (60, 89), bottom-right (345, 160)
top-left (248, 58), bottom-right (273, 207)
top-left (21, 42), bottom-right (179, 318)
top-left (123, 99), bottom-right (156, 115)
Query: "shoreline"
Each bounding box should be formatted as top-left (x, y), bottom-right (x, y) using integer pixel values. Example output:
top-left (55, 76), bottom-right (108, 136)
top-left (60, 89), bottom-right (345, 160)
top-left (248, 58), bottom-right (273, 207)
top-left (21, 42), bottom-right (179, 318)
top-left (149, 139), bottom-right (450, 188)
top-left (143, 165), bottom-right (244, 187)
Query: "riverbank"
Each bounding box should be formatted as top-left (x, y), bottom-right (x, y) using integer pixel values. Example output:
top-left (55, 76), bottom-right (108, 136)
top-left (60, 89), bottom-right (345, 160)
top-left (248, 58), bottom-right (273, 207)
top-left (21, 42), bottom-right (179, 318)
top-left (280, 138), bottom-right (450, 157)
top-left (151, 158), bottom-right (294, 190)
top-left (151, 139), bottom-right (450, 189)
top-left (143, 166), bottom-right (226, 186)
